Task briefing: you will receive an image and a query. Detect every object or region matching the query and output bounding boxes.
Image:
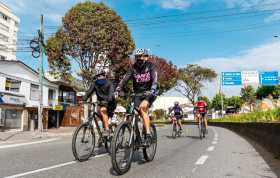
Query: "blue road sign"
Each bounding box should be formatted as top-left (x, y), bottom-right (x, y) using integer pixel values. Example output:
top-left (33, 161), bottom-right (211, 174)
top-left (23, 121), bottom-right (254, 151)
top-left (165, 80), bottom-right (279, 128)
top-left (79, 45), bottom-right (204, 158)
top-left (260, 71), bottom-right (279, 86)
top-left (222, 72), bottom-right (242, 86)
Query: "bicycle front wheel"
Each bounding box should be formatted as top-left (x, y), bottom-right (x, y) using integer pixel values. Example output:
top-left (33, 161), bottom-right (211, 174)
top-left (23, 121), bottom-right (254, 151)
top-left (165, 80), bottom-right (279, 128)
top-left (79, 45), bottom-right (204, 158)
top-left (72, 122), bottom-right (95, 162)
top-left (111, 121), bottom-right (134, 175)
top-left (143, 124), bottom-right (157, 162)
top-left (172, 123), bottom-right (177, 139)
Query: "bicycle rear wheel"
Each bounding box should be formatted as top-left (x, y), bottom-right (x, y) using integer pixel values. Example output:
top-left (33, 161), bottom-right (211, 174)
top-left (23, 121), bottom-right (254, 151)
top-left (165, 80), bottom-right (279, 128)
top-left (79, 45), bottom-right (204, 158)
top-left (143, 124), bottom-right (157, 162)
top-left (199, 122), bottom-right (203, 139)
top-left (111, 121), bottom-right (134, 175)
top-left (172, 123), bottom-right (177, 139)
top-left (72, 122), bottom-right (95, 161)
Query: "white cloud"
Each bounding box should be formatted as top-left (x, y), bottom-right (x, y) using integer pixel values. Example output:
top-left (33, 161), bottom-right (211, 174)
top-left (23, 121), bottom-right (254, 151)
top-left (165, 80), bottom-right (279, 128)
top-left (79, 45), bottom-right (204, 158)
top-left (144, 0), bottom-right (192, 10)
top-left (224, 0), bottom-right (280, 22)
top-left (196, 40), bottom-right (280, 98)
top-left (161, 0), bottom-right (191, 10)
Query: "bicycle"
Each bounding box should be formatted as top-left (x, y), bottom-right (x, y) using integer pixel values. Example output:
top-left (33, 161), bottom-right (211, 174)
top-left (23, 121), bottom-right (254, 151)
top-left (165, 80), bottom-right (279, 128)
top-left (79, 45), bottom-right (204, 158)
top-left (111, 93), bottom-right (157, 175)
top-left (197, 113), bottom-right (206, 139)
top-left (171, 115), bottom-right (182, 139)
top-left (72, 101), bottom-right (118, 162)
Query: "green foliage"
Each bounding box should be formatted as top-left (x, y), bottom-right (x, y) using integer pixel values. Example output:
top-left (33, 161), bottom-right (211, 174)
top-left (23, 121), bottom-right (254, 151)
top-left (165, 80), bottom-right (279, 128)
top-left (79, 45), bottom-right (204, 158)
top-left (152, 109), bottom-right (166, 120)
top-left (256, 85), bottom-right (280, 99)
top-left (46, 2), bottom-right (135, 88)
top-left (227, 96), bottom-right (243, 111)
top-left (210, 109), bottom-right (280, 123)
top-left (241, 85), bottom-right (256, 111)
top-left (177, 64), bottom-right (217, 104)
top-left (211, 93), bottom-right (227, 110)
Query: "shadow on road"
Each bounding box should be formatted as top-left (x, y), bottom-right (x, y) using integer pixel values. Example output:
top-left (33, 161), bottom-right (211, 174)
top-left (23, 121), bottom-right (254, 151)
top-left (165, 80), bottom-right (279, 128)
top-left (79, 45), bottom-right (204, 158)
top-left (0, 132), bottom-right (19, 141)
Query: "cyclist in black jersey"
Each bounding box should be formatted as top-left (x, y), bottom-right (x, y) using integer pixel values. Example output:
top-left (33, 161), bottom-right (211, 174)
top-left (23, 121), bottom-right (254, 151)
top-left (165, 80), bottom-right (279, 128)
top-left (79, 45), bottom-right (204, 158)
top-left (115, 49), bottom-right (158, 145)
top-left (83, 70), bottom-right (116, 136)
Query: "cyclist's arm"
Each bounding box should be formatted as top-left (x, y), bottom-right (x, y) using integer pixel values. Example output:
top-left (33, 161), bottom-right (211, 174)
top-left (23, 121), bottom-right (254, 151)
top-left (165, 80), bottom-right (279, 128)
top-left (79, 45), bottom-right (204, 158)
top-left (107, 81), bottom-right (115, 101)
top-left (151, 64), bottom-right (158, 91)
top-left (116, 67), bottom-right (133, 91)
top-left (83, 83), bottom-right (95, 101)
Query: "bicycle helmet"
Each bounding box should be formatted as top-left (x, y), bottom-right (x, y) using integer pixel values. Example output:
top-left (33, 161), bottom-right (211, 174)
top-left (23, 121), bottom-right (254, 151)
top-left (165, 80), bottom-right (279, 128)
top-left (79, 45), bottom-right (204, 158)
top-left (135, 48), bottom-right (149, 56)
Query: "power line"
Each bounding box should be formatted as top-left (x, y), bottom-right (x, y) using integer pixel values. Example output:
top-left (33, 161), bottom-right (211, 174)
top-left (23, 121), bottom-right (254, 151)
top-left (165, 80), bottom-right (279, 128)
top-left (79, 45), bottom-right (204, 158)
top-left (124, 1), bottom-right (280, 22)
top-left (138, 21), bottom-right (280, 40)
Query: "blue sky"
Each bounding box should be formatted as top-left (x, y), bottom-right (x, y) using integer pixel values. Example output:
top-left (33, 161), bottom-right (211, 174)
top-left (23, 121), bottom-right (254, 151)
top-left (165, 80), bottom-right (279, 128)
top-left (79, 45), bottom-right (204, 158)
top-left (2, 0), bottom-right (280, 97)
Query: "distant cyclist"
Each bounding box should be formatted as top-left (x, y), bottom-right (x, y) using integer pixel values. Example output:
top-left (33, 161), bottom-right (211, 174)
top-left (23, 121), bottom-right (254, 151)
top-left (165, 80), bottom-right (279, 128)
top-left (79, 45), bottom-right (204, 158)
top-left (169, 101), bottom-right (183, 131)
top-left (83, 70), bottom-right (117, 137)
top-left (195, 96), bottom-right (208, 130)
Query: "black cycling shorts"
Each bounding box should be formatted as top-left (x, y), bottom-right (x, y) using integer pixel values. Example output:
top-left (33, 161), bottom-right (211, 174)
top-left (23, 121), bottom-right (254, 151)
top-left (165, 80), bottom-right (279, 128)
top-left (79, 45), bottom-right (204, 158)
top-left (98, 99), bottom-right (117, 117)
top-left (133, 94), bottom-right (157, 109)
top-left (174, 114), bottom-right (183, 120)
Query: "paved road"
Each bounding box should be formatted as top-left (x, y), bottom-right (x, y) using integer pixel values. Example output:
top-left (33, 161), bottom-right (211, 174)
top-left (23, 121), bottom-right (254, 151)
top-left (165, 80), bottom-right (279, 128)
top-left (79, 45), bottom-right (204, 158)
top-left (0, 125), bottom-right (278, 178)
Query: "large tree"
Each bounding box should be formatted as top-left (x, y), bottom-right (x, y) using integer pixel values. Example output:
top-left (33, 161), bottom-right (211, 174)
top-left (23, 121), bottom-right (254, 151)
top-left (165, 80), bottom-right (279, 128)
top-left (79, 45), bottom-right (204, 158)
top-left (241, 85), bottom-right (256, 111)
top-left (176, 64), bottom-right (217, 104)
top-left (46, 2), bottom-right (135, 88)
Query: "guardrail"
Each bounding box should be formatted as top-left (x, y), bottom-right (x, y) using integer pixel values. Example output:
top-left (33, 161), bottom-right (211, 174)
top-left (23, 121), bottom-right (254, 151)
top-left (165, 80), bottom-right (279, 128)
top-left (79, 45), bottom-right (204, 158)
top-left (209, 122), bottom-right (280, 159)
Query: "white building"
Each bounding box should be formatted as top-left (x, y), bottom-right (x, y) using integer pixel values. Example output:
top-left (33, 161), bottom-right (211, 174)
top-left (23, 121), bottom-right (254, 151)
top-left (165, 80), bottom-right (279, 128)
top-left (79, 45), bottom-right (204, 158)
top-left (0, 2), bottom-right (19, 61)
top-left (0, 60), bottom-right (59, 131)
top-left (152, 88), bottom-right (194, 120)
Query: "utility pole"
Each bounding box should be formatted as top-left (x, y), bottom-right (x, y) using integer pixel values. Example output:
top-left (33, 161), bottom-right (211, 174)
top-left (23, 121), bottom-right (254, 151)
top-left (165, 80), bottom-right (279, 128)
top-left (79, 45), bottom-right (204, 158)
top-left (38, 15), bottom-right (44, 132)
top-left (29, 15), bottom-right (45, 132)
top-left (220, 73), bottom-right (224, 117)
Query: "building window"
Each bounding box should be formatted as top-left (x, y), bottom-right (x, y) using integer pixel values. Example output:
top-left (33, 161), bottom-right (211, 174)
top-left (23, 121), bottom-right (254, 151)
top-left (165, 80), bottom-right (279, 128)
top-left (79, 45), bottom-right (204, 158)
top-left (0, 44), bottom-right (8, 51)
top-left (0, 34), bottom-right (9, 42)
top-left (0, 12), bottom-right (9, 21)
top-left (0, 22), bottom-right (9, 32)
top-left (48, 89), bottom-right (55, 100)
top-left (5, 78), bottom-right (21, 92)
top-left (0, 55), bottom-right (6, 60)
top-left (30, 84), bottom-right (39, 101)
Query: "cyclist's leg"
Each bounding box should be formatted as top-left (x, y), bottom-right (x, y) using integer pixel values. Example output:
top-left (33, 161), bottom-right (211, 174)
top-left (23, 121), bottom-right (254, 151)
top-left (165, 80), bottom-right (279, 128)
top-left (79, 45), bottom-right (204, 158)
top-left (202, 113), bottom-right (208, 129)
top-left (99, 106), bottom-right (109, 131)
top-left (139, 100), bottom-right (150, 134)
top-left (177, 117), bottom-right (182, 130)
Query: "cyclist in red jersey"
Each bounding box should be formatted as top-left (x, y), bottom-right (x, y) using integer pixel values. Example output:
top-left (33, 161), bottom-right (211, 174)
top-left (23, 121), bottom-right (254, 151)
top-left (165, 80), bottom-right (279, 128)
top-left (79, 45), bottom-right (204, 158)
top-left (195, 96), bottom-right (208, 129)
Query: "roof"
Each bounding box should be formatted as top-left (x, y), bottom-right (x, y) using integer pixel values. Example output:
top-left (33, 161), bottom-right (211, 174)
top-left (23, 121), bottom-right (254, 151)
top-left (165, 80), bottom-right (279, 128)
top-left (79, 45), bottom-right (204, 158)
top-left (0, 59), bottom-right (55, 85)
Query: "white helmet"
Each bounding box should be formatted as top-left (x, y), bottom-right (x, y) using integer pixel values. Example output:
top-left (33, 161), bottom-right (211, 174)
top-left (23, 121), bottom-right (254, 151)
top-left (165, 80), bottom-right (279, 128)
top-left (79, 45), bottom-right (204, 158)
top-left (135, 48), bottom-right (149, 56)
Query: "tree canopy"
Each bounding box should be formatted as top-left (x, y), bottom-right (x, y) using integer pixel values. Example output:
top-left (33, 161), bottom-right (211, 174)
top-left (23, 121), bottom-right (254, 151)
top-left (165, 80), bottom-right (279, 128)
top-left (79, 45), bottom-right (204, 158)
top-left (176, 64), bottom-right (217, 104)
top-left (46, 2), bottom-right (135, 88)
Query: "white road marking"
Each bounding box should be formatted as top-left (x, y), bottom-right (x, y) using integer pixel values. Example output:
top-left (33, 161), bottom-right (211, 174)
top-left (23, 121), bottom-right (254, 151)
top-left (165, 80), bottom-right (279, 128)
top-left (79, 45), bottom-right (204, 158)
top-left (3, 161), bottom-right (76, 178)
top-left (195, 155), bottom-right (209, 165)
top-left (3, 153), bottom-right (108, 178)
top-left (213, 137), bottom-right (218, 141)
top-left (207, 146), bottom-right (215, 152)
top-left (0, 138), bottom-right (59, 149)
top-left (212, 141), bottom-right (217, 144)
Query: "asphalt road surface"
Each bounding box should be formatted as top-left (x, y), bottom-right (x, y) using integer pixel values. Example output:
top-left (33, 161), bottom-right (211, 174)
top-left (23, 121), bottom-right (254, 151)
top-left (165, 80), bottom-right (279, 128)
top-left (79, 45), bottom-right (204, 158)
top-left (0, 125), bottom-right (278, 178)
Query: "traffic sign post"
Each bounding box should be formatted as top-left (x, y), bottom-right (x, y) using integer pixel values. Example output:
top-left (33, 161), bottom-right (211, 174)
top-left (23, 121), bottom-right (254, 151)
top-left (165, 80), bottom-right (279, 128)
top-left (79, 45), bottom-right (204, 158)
top-left (222, 72), bottom-right (242, 86)
top-left (260, 71), bottom-right (279, 86)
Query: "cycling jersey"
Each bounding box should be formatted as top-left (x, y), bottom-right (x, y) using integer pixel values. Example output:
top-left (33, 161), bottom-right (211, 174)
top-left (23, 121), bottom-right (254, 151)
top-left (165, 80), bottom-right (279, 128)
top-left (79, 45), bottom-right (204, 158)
top-left (83, 79), bottom-right (114, 102)
top-left (195, 100), bottom-right (207, 113)
top-left (170, 106), bottom-right (183, 116)
top-left (117, 61), bottom-right (158, 94)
